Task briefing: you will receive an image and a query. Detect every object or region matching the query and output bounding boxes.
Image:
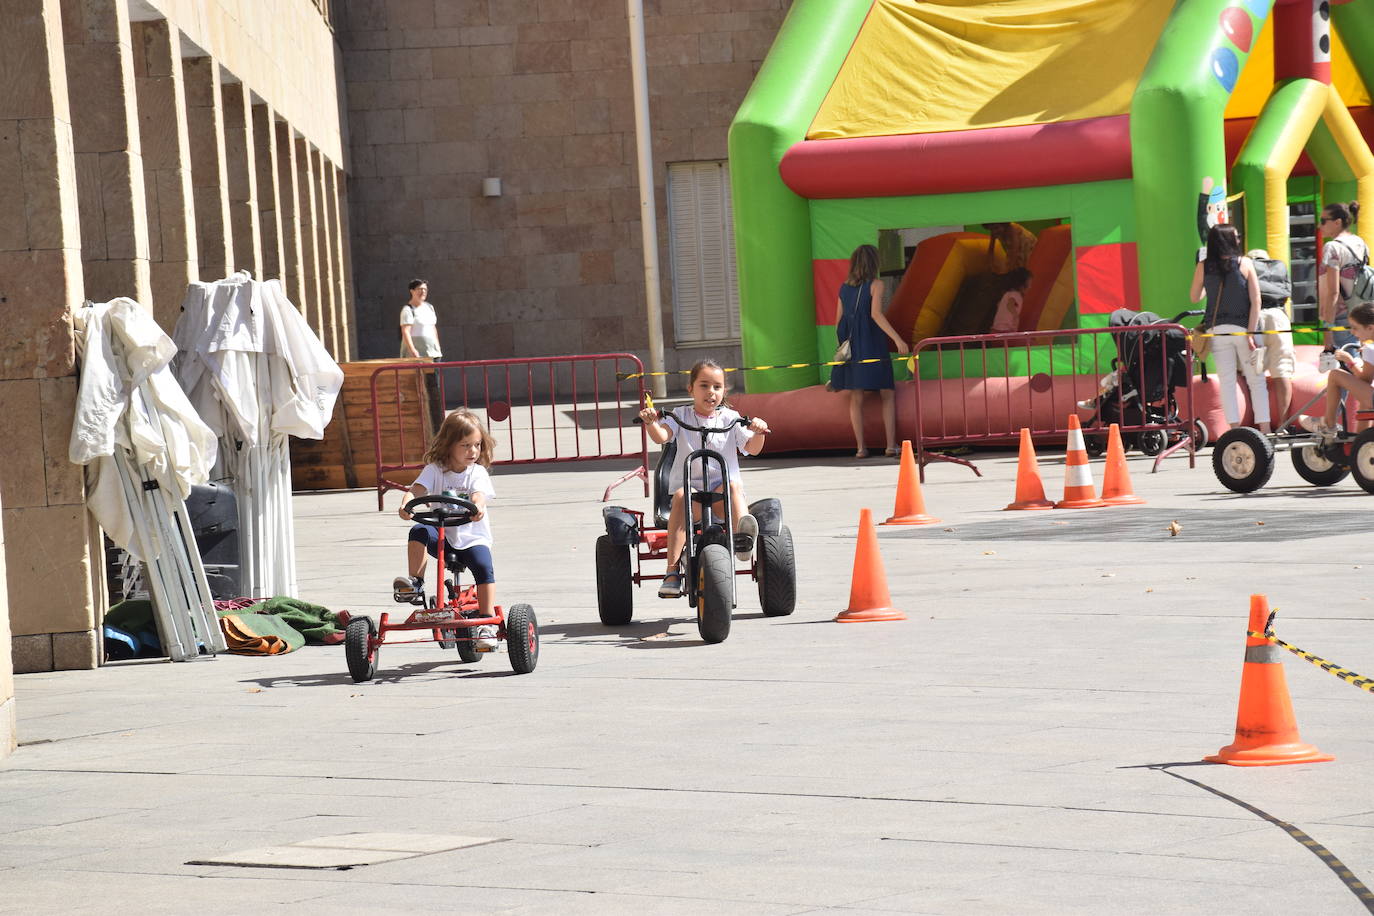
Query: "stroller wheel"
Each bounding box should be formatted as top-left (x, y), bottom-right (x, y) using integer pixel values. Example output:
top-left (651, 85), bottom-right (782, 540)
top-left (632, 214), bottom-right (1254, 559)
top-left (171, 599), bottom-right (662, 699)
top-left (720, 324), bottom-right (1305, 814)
top-left (1083, 433), bottom-right (1107, 458)
top-left (1138, 429), bottom-right (1167, 456)
top-left (1190, 419), bottom-right (1208, 450)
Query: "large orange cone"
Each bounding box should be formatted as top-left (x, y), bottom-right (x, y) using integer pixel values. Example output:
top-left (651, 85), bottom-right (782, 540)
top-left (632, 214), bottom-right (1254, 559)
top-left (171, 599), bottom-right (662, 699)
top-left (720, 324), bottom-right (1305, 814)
top-left (1004, 427), bottom-right (1053, 510)
top-left (835, 509), bottom-right (906, 622)
top-left (1206, 595), bottom-right (1333, 767)
top-left (1055, 415), bottom-right (1105, 508)
top-left (882, 440), bottom-right (939, 525)
top-left (1100, 423), bottom-right (1146, 507)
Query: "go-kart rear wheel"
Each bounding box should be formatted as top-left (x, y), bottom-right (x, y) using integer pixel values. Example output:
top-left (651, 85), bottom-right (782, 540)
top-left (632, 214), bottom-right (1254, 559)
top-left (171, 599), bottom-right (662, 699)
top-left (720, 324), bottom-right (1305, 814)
top-left (1291, 441), bottom-right (1350, 487)
top-left (345, 616), bottom-right (378, 683)
top-left (456, 624), bottom-right (482, 664)
top-left (696, 543), bottom-right (733, 644)
top-left (594, 535), bottom-right (634, 626)
top-left (1349, 429), bottom-right (1374, 494)
top-left (1212, 427), bottom-right (1275, 493)
top-left (506, 603), bottom-right (539, 674)
top-left (756, 525), bottom-right (796, 617)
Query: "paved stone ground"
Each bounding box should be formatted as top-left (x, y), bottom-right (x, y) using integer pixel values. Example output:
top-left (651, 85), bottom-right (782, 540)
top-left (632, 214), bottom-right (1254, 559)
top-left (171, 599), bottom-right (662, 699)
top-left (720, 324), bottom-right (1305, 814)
top-left (4, 443), bottom-right (1374, 914)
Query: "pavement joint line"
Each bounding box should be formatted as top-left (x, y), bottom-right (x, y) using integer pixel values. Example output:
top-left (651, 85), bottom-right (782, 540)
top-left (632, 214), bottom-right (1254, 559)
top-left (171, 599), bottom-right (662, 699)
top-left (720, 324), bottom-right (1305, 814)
top-left (0, 767), bottom-right (1262, 822)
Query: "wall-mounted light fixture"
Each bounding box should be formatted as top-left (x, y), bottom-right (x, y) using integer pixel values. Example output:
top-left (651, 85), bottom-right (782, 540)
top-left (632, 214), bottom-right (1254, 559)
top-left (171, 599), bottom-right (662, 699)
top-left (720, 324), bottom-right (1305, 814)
top-left (482, 177), bottom-right (502, 197)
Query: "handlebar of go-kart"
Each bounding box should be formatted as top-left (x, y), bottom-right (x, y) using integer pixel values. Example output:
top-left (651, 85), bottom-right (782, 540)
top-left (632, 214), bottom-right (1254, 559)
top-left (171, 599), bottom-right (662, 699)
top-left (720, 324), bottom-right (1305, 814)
top-left (634, 409), bottom-right (770, 435)
top-left (403, 494), bottom-right (479, 528)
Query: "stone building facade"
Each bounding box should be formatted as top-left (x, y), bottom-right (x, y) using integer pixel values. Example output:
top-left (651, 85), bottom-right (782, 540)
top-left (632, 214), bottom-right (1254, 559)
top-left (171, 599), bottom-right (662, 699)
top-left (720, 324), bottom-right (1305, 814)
top-left (339, 0), bottom-right (787, 375)
top-left (1, 0), bottom-right (353, 700)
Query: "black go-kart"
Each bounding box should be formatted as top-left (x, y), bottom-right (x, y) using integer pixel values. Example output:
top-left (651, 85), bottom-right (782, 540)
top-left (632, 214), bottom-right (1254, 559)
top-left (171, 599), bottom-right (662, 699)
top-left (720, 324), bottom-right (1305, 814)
top-left (596, 410), bottom-right (796, 643)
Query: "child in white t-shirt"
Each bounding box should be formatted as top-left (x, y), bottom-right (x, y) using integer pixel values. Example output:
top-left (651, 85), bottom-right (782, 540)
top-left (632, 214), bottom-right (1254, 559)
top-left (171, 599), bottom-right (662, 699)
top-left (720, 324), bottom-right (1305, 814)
top-left (1298, 302), bottom-right (1374, 439)
top-left (638, 360), bottom-right (770, 598)
top-left (395, 408), bottom-right (499, 648)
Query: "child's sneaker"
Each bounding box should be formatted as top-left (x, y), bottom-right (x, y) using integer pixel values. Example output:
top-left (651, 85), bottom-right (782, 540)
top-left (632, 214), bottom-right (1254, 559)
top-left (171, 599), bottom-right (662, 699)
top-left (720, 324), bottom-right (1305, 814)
top-left (392, 575), bottom-right (422, 601)
top-left (658, 565), bottom-right (683, 598)
top-left (473, 624), bottom-right (499, 651)
top-left (1297, 415), bottom-right (1337, 440)
top-left (733, 514), bottom-right (758, 561)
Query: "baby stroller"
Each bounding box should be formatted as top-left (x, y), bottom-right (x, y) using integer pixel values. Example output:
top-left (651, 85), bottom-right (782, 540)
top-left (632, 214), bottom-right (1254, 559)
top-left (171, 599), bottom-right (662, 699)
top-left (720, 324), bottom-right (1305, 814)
top-left (1082, 308), bottom-right (1203, 457)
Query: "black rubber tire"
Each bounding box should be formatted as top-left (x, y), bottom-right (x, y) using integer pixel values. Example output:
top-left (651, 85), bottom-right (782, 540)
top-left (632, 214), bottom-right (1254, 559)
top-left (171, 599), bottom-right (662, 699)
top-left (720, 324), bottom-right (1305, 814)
top-left (696, 543), bottom-right (733, 644)
top-left (1211, 427), bottom-right (1275, 493)
top-left (1291, 442), bottom-right (1350, 487)
top-left (506, 603), bottom-right (539, 674)
top-left (594, 535), bottom-right (634, 626)
top-left (456, 623), bottom-right (482, 664)
top-left (1349, 429), bottom-right (1374, 494)
top-left (1191, 419), bottom-right (1209, 451)
top-left (1083, 434), bottom-right (1106, 458)
top-left (1138, 428), bottom-right (1167, 456)
top-left (345, 617), bottom-right (378, 683)
top-left (756, 525), bottom-right (796, 617)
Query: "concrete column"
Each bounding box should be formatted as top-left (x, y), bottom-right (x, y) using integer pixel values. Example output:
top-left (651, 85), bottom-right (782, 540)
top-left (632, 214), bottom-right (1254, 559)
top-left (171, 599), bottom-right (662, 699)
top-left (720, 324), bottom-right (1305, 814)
top-left (60, 0), bottom-right (150, 304)
top-left (295, 136), bottom-right (321, 335)
top-left (314, 151), bottom-right (339, 358)
top-left (0, 486), bottom-right (13, 757)
top-left (221, 79), bottom-right (261, 279)
top-left (132, 18), bottom-right (197, 330)
top-left (333, 163), bottom-right (357, 362)
top-left (0, 0), bottom-right (98, 673)
top-left (182, 55), bottom-right (231, 282)
top-left (251, 101), bottom-right (282, 281)
top-left (274, 118), bottom-right (305, 310)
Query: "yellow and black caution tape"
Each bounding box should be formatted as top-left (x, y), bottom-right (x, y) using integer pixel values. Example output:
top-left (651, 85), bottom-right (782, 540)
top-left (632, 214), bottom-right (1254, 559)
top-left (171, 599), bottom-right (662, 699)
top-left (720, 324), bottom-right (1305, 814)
top-left (1249, 611), bottom-right (1374, 694)
top-left (1195, 323), bottom-right (1357, 338)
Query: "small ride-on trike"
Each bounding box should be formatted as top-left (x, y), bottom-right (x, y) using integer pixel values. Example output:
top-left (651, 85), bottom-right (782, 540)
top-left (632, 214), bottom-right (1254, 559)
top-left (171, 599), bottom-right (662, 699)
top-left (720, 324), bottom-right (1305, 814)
top-left (344, 494), bottom-right (539, 682)
top-left (596, 410), bottom-right (796, 643)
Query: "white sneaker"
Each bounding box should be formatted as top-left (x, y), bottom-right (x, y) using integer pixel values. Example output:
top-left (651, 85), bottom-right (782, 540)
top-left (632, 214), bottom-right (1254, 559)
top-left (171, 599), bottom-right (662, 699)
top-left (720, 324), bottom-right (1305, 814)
top-left (1297, 415), bottom-right (1337, 439)
top-left (474, 625), bottom-right (499, 652)
top-left (734, 514), bottom-right (758, 562)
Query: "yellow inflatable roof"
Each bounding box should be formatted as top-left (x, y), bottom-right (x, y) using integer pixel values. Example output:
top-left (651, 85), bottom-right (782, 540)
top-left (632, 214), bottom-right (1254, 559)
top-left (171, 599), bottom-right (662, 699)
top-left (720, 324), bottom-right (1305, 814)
top-left (807, 0), bottom-right (1173, 140)
top-left (1225, 15), bottom-right (1371, 120)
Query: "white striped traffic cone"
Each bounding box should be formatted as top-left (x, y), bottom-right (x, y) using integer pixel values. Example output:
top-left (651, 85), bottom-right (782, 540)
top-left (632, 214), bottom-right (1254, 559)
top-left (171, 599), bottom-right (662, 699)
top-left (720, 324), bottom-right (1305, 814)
top-left (1056, 415), bottom-right (1105, 509)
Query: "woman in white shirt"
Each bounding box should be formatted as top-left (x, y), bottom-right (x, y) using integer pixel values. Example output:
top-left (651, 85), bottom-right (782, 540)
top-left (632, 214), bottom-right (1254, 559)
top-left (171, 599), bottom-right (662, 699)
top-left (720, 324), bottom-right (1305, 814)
top-left (1319, 201), bottom-right (1367, 350)
top-left (400, 278), bottom-right (445, 429)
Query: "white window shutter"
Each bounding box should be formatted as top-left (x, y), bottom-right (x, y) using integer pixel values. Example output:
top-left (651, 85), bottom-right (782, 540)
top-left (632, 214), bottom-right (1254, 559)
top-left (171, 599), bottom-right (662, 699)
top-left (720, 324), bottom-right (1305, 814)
top-left (668, 161), bottom-right (740, 346)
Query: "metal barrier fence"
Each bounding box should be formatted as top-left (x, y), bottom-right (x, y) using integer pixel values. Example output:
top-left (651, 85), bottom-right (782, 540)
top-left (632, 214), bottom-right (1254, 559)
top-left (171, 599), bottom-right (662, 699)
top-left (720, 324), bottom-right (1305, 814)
top-left (370, 353), bottom-right (649, 509)
top-left (911, 323), bottom-right (1196, 478)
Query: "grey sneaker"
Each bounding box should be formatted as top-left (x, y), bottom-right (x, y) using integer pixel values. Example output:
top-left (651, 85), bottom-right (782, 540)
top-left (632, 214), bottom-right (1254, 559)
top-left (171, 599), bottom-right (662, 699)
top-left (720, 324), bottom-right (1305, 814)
top-left (658, 566), bottom-right (683, 598)
top-left (734, 514), bottom-right (758, 561)
top-left (392, 575), bottom-right (422, 601)
top-left (473, 624), bottom-right (499, 651)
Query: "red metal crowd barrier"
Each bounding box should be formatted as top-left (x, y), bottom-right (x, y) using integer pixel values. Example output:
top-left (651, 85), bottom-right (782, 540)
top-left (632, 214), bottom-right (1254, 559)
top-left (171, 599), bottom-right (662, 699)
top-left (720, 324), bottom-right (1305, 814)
top-left (370, 353), bottom-right (649, 510)
top-left (911, 323), bottom-right (1196, 478)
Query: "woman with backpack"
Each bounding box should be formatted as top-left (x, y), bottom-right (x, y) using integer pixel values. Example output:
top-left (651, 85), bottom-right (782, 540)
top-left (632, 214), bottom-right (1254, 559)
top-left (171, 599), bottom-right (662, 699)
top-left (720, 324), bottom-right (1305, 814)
top-left (1319, 201), bottom-right (1368, 350)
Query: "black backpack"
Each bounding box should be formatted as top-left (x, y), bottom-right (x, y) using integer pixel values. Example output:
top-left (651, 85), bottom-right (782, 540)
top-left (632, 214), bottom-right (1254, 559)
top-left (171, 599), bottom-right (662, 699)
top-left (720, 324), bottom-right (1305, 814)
top-left (1250, 256), bottom-right (1291, 308)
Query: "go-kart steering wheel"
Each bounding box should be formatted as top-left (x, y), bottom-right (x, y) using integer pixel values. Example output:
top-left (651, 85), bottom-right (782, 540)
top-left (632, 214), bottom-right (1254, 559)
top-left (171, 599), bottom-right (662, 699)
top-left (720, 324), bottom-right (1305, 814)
top-left (405, 494), bottom-right (478, 528)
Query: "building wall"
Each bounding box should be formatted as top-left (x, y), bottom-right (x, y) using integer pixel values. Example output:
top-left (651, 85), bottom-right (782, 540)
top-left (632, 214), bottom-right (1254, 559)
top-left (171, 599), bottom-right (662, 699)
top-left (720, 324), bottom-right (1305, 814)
top-left (0, 488), bottom-right (13, 760)
top-left (340, 0), bottom-right (788, 378)
top-left (3, 0), bottom-right (353, 673)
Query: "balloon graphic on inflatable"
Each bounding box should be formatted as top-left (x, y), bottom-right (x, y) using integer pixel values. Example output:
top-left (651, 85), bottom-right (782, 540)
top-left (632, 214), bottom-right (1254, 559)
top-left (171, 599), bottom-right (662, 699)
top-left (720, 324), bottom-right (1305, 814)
top-left (1220, 7), bottom-right (1253, 52)
top-left (1211, 46), bottom-right (1240, 93)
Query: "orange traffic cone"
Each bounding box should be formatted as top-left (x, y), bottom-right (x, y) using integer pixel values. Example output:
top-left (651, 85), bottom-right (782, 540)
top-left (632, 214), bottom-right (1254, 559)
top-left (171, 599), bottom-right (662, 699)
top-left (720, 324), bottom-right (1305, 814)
top-left (1100, 423), bottom-right (1146, 507)
top-left (1004, 428), bottom-right (1053, 510)
top-left (1056, 415), bottom-right (1105, 508)
top-left (882, 440), bottom-right (939, 525)
top-left (835, 509), bottom-right (906, 622)
top-left (1205, 595), bottom-right (1333, 767)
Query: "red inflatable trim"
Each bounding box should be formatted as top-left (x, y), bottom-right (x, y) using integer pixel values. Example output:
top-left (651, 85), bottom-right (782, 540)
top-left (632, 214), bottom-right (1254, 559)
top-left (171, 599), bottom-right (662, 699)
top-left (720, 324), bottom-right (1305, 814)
top-left (812, 259), bottom-right (849, 325)
top-left (780, 116), bottom-right (1132, 200)
top-left (1075, 243), bottom-right (1141, 315)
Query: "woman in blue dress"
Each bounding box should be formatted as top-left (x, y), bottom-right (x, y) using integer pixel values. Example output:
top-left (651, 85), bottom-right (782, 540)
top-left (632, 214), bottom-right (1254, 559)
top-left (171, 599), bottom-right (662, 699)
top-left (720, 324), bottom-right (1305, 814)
top-left (829, 244), bottom-right (911, 458)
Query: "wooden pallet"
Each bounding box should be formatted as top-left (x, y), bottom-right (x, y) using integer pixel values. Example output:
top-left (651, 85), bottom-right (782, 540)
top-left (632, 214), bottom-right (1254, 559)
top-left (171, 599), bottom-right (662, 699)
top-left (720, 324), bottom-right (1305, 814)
top-left (290, 359), bottom-right (435, 491)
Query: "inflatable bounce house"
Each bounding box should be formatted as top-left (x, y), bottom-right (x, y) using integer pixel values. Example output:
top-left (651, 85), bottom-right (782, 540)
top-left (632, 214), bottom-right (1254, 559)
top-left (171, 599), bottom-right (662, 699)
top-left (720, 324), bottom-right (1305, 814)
top-left (727, 0), bottom-right (1374, 450)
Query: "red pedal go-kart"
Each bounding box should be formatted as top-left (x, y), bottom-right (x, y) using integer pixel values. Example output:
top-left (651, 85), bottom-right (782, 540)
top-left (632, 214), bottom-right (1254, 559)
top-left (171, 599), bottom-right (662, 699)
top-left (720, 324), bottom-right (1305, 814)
top-left (344, 494), bottom-right (538, 682)
top-left (596, 411), bottom-right (796, 643)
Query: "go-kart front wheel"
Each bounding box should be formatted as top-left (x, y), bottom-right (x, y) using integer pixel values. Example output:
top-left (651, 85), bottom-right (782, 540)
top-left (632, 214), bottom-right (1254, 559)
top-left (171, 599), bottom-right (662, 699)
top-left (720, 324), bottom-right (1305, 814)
top-left (756, 525), bottom-right (796, 617)
top-left (345, 616), bottom-right (378, 683)
top-left (506, 603), bottom-right (539, 674)
top-left (1212, 427), bottom-right (1275, 493)
top-left (594, 535), bottom-right (634, 626)
top-left (696, 543), bottom-right (733, 644)
top-left (1291, 441), bottom-right (1349, 487)
top-left (1349, 429), bottom-right (1374, 494)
